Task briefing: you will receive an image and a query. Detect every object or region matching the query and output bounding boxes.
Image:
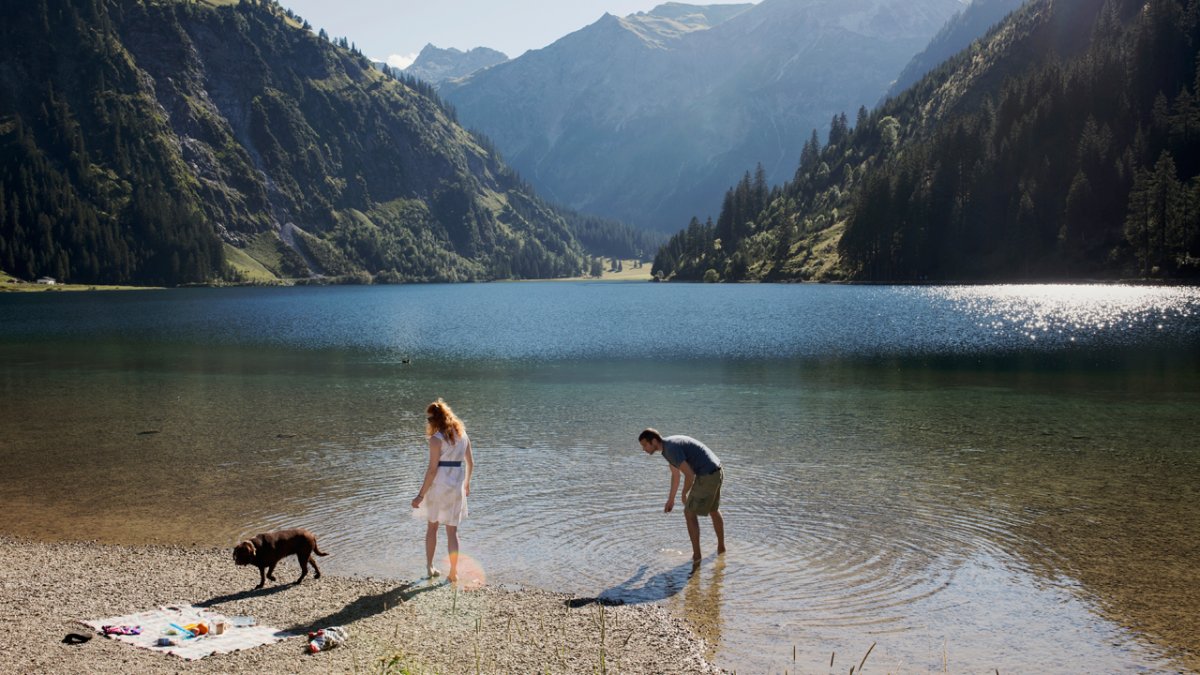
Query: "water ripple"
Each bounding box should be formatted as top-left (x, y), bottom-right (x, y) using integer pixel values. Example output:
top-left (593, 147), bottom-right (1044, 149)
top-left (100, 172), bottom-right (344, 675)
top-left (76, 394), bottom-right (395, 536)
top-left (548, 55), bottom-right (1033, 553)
top-left (2, 284), bottom-right (1196, 673)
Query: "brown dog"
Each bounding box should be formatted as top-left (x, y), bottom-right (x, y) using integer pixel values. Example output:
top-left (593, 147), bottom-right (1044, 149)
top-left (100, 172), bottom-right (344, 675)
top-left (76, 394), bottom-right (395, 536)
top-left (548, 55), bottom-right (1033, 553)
top-left (233, 528), bottom-right (328, 589)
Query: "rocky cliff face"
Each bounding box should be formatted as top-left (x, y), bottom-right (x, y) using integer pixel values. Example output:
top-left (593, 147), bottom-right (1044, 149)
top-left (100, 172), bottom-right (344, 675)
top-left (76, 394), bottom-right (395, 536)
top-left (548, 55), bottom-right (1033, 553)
top-left (440, 0), bottom-right (962, 232)
top-left (404, 44), bottom-right (509, 84)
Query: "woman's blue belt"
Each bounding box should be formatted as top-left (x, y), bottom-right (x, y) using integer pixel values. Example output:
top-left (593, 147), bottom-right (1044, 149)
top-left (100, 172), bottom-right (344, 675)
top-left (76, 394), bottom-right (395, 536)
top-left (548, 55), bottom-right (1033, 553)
top-left (438, 460), bottom-right (462, 467)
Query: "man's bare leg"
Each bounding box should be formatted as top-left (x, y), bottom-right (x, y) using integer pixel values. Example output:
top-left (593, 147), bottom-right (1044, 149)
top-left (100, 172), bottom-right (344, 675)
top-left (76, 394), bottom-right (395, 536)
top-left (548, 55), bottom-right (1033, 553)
top-left (711, 510), bottom-right (726, 554)
top-left (685, 511), bottom-right (702, 561)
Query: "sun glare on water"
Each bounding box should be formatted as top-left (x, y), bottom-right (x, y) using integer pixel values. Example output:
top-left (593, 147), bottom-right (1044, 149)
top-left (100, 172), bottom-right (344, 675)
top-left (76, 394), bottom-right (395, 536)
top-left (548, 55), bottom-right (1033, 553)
top-left (933, 284), bottom-right (1197, 346)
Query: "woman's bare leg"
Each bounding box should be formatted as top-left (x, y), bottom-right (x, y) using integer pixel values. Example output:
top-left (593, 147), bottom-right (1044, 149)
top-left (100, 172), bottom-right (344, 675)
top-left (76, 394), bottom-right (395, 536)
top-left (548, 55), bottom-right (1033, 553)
top-left (446, 525), bottom-right (460, 581)
top-left (425, 521), bottom-right (441, 577)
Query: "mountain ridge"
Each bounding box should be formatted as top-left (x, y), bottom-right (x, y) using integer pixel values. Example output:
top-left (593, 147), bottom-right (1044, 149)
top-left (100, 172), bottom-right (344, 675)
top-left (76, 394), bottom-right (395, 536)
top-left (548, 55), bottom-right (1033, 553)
top-left (403, 44), bottom-right (508, 84)
top-left (0, 0), bottom-right (656, 285)
top-left (440, 0), bottom-right (962, 232)
top-left (650, 0), bottom-right (1200, 282)
top-left (885, 0), bottom-right (1026, 100)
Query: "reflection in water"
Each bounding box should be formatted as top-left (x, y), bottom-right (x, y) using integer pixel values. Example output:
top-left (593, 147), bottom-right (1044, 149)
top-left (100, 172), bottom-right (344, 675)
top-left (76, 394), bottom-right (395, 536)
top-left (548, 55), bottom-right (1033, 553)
top-left (987, 444), bottom-right (1200, 670)
top-left (1, 284), bottom-right (1198, 673)
top-left (681, 558), bottom-right (725, 657)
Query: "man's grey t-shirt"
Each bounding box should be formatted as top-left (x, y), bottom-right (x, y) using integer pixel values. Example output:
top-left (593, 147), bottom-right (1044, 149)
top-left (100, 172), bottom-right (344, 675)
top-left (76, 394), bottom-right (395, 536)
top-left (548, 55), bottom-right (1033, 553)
top-left (661, 435), bottom-right (722, 476)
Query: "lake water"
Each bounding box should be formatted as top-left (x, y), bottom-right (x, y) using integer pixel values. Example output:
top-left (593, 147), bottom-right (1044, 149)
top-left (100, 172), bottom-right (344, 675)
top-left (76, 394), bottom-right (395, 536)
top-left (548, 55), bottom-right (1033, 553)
top-left (1, 283), bottom-right (1198, 673)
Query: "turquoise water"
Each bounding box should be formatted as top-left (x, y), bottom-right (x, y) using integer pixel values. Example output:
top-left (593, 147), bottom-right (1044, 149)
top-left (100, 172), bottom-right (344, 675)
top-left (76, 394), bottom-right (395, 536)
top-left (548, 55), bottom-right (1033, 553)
top-left (1, 283), bottom-right (1198, 672)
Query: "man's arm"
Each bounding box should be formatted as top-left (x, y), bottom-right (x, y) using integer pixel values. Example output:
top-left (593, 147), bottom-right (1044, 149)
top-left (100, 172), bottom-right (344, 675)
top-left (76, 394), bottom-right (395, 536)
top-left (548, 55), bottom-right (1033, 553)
top-left (678, 460), bottom-right (696, 504)
top-left (665, 465), bottom-right (682, 512)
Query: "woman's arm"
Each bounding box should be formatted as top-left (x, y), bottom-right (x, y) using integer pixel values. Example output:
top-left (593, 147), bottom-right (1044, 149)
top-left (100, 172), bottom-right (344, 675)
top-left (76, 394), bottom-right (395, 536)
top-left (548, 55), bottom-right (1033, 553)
top-left (464, 439), bottom-right (474, 496)
top-left (412, 436), bottom-right (443, 508)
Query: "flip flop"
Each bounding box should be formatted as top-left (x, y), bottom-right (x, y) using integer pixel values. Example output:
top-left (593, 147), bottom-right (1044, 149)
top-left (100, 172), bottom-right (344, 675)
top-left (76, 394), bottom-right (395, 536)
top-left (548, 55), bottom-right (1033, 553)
top-left (62, 633), bottom-right (92, 645)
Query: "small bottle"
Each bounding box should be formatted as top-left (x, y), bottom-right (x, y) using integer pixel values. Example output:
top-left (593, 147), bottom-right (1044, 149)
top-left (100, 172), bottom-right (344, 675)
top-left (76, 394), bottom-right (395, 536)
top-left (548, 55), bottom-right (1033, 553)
top-left (307, 630), bottom-right (327, 653)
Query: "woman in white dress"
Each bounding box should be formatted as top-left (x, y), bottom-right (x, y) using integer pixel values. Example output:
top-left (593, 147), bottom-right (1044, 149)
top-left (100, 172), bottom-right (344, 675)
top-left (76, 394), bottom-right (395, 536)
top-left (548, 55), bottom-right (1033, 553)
top-left (411, 398), bottom-right (474, 581)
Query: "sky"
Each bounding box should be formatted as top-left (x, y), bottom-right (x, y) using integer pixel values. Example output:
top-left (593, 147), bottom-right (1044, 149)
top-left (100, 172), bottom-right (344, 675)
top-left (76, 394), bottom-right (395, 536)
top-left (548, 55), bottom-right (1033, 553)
top-left (277, 1), bottom-right (707, 69)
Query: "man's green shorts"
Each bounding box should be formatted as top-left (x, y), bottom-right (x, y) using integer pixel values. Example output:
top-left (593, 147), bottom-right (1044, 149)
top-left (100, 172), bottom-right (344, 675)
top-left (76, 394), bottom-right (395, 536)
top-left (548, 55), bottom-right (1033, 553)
top-left (685, 467), bottom-right (723, 516)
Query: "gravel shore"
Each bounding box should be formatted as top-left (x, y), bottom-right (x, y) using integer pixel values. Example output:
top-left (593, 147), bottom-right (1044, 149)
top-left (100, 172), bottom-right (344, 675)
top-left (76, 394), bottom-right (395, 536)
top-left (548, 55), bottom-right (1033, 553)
top-left (0, 537), bottom-right (720, 674)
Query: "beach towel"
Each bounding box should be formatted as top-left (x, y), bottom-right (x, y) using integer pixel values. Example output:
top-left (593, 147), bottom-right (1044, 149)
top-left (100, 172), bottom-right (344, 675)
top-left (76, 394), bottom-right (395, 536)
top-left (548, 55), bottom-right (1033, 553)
top-left (82, 604), bottom-right (294, 660)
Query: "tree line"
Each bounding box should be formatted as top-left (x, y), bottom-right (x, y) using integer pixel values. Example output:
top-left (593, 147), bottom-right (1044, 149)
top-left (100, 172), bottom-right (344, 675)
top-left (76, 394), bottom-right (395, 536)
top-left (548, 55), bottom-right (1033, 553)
top-left (0, 0), bottom-right (223, 285)
top-left (652, 0), bottom-right (1200, 282)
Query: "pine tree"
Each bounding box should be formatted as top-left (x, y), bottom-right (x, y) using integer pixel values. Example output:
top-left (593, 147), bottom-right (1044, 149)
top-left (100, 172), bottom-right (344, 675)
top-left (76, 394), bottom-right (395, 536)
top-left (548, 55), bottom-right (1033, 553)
top-left (1126, 167), bottom-right (1154, 276)
top-left (798, 130), bottom-right (821, 176)
top-left (1150, 150), bottom-right (1184, 273)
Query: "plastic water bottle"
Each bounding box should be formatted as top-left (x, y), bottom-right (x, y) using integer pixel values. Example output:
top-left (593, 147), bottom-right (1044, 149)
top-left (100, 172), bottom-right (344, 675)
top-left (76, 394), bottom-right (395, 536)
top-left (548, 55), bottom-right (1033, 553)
top-left (306, 632), bottom-right (327, 653)
top-left (307, 626), bottom-right (348, 653)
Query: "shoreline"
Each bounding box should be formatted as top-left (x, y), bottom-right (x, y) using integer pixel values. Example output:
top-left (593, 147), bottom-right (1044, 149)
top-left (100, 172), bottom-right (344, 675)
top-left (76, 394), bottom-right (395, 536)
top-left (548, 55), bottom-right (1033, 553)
top-left (0, 280), bottom-right (162, 293)
top-left (5, 276), bottom-right (1197, 292)
top-left (0, 536), bottom-right (720, 674)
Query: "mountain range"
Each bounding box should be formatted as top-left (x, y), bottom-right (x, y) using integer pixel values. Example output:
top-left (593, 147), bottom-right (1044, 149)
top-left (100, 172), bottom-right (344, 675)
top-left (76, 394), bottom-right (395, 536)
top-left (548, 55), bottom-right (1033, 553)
top-left (651, 0), bottom-right (1200, 281)
top-left (7, 0), bottom-right (1193, 286)
top-left (0, 0), bottom-right (652, 286)
top-left (439, 0), bottom-right (964, 233)
top-left (404, 44), bottom-right (509, 85)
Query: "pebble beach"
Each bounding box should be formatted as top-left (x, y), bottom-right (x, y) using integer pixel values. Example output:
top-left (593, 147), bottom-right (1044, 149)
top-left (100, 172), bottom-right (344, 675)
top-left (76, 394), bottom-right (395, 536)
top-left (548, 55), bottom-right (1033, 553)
top-left (0, 537), bottom-right (720, 674)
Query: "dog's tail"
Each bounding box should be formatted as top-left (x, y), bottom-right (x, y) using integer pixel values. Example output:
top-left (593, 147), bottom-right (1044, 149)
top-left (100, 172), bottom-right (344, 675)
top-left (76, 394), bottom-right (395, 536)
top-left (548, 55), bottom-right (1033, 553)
top-left (313, 543), bottom-right (329, 557)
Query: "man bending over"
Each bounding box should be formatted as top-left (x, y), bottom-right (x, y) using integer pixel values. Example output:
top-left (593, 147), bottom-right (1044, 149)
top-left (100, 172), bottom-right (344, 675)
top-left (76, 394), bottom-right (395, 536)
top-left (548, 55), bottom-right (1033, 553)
top-left (638, 428), bottom-right (726, 563)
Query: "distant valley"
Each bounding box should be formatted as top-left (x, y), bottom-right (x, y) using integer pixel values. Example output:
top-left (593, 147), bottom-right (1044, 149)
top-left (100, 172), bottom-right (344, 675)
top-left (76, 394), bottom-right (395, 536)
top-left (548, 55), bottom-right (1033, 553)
top-left (438, 0), bottom-right (963, 233)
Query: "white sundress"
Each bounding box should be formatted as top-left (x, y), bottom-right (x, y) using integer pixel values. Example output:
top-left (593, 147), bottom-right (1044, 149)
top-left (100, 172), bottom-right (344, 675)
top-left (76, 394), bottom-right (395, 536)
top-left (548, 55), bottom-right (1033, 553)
top-left (424, 430), bottom-right (469, 525)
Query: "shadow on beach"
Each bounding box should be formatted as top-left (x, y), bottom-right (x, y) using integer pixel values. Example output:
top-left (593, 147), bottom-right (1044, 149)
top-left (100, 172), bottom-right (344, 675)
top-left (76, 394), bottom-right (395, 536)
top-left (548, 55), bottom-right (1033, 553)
top-left (194, 572), bottom-right (445, 633)
top-left (195, 583), bottom-right (294, 607)
top-left (566, 559), bottom-right (701, 608)
top-left (286, 579), bottom-right (443, 633)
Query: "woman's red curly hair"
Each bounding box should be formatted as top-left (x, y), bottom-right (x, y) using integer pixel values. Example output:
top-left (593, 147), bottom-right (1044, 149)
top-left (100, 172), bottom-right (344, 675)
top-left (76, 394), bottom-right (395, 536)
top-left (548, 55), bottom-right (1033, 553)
top-left (426, 398), bottom-right (465, 443)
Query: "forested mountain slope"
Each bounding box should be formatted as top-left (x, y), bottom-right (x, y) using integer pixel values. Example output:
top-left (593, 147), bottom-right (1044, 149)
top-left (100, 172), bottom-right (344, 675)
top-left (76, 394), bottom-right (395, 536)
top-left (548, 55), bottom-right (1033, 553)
top-left (0, 0), bottom-right (627, 285)
top-left (886, 0), bottom-right (1027, 100)
top-left (653, 0), bottom-right (1200, 282)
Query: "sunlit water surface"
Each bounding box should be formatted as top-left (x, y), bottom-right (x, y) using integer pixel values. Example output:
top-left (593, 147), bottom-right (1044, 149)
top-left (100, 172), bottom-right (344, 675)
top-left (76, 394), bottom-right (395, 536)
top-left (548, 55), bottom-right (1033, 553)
top-left (1, 283), bottom-right (1197, 673)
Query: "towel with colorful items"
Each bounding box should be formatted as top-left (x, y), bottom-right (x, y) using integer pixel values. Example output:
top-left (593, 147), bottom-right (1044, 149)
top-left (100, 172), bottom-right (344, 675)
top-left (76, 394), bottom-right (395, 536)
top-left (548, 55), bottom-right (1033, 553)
top-left (82, 604), bottom-right (294, 660)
